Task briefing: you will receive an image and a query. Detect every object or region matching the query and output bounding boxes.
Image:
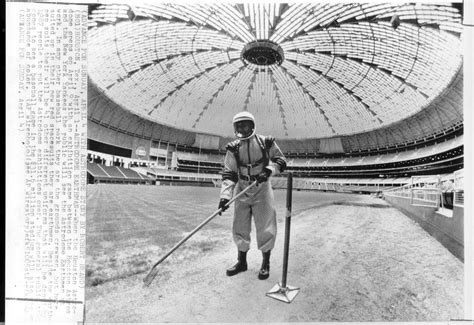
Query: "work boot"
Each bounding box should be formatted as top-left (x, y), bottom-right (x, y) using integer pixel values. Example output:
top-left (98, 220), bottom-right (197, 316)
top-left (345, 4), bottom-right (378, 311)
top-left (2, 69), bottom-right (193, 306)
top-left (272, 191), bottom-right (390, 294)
top-left (258, 250), bottom-right (271, 280)
top-left (226, 250), bottom-right (248, 276)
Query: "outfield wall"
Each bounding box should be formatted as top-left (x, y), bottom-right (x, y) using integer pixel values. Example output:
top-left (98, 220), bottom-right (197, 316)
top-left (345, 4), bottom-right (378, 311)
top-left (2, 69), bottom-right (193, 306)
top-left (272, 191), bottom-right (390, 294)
top-left (384, 195), bottom-right (464, 261)
top-left (155, 180), bottom-right (216, 187)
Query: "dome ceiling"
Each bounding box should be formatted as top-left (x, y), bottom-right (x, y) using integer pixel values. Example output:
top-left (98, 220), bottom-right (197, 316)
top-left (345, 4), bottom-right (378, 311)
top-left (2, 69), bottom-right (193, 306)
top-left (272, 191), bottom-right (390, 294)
top-left (87, 2), bottom-right (463, 140)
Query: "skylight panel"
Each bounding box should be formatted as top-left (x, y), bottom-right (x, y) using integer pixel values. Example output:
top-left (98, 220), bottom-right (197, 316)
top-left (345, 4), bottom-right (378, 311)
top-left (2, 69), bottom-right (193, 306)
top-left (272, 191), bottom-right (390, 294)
top-left (337, 4), bottom-right (362, 22)
top-left (199, 8), bottom-right (252, 43)
top-left (440, 21), bottom-right (463, 33)
top-left (217, 68), bottom-right (249, 108)
top-left (280, 2), bottom-right (306, 20)
top-left (272, 68), bottom-right (324, 135)
top-left (365, 3), bottom-right (398, 17)
top-left (266, 3), bottom-right (274, 39)
top-left (248, 3), bottom-right (256, 33)
top-left (297, 4), bottom-right (329, 31)
top-left (179, 6), bottom-right (208, 26)
top-left (206, 17), bottom-right (227, 33)
top-left (272, 3), bottom-right (316, 43)
top-left (269, 3), bottom-right (275, 29)
top-left (300, 16), bottom-right (321, 33)
top-left (318, 4), bottom-right (348, 27)
top-left (160, 4), bottom-right (190, 23)
top-left (258, 3), bottom-right (265, 39)
top-left (218, 3), bottom-right (242, 21)
top-left (257, 3), bottom-right (264, 39)
top-left (145, 5), bottom-right (173, 20)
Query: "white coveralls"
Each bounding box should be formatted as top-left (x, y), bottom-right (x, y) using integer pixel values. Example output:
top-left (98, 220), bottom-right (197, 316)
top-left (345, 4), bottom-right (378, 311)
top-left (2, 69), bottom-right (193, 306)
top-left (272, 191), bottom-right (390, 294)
top-left (220, 134), bottom-right (286, 253)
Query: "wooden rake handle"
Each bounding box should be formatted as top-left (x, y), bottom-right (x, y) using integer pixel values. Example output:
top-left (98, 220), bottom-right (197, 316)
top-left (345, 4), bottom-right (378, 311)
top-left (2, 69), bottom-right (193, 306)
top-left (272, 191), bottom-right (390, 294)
top-left (143, 181), bottom-right (257, 286)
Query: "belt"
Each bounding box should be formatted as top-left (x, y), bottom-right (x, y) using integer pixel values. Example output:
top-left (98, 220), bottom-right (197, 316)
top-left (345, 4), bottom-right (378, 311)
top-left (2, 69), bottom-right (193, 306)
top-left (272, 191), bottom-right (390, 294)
top-left (239, 174), bottom-right (258, 181)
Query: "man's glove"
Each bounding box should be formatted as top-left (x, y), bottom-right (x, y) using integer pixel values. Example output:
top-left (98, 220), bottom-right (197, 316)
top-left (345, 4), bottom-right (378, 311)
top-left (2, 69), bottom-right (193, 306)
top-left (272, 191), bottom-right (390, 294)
top-left (218, 198), bottom-right (230, 215)
top-left (256, 168), bottom-right (272, 185)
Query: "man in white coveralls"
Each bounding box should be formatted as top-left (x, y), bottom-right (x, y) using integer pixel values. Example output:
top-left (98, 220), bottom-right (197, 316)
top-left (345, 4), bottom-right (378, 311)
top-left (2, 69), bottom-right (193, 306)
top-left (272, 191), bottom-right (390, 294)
top-left (218, 111), bottom-right (287, 280)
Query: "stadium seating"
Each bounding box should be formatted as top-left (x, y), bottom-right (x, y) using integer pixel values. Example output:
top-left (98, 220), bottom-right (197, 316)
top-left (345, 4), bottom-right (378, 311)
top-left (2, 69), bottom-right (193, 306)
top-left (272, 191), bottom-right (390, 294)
top-left (287, 135), bottom-right (462, 167)
top-left (101, 165), bottom-right (126, 178)
top-left (131, 166), bottom-right (221, 187)
top-left (87, 163), bottom-right (110, 178)
top-left (175, 152), bottom-right (224, 163)
top-left (87, 163), bottom-right (151, 184)
top-left (157, 135), bottom-right (463, 179)
top-left (175, 151), bottom-right (224, 174)
top-left (86, 130), bottom-right (462, 189)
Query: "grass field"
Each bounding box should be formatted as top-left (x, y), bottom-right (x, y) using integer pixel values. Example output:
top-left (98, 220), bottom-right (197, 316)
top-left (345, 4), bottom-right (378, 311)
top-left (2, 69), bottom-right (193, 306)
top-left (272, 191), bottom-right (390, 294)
top-left (85, 184), bottom-right (464, 322)
top-left (86, 184), bottom-right (365, 287)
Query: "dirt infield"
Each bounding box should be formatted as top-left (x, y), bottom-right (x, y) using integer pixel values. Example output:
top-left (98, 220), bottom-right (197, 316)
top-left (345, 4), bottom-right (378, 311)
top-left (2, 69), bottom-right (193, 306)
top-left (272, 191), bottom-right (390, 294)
top-left (85, 185), bottom-right (463, 322)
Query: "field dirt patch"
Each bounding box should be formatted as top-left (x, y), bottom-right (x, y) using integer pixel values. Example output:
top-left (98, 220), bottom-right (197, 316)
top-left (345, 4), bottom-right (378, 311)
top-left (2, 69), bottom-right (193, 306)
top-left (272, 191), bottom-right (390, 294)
top-left (85, 188), bottom-right (463, 323)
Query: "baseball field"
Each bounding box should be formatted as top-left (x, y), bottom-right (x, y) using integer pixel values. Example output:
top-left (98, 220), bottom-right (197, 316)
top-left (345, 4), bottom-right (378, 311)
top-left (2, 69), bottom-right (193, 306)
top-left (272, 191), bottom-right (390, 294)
top-left (85, 184), bottom-right (464, 322)
top-left (85, 184), bottom-right (356, 287)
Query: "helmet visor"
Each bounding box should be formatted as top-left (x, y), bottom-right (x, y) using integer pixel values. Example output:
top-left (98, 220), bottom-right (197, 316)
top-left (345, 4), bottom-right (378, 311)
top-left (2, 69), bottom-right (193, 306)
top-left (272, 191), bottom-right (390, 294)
top-left (234, 120), bottom-right (255, 139)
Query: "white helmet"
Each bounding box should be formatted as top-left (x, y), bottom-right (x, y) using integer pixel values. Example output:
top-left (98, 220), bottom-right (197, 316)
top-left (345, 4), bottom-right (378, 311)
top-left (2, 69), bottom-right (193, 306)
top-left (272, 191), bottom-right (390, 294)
top-left (232, 111), bottom-right (256, 140)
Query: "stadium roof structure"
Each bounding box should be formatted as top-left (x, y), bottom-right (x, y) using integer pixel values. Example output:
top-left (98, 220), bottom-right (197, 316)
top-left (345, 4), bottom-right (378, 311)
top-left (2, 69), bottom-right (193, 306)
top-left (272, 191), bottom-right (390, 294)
top-left (87, 2), bottom-right (463, 152)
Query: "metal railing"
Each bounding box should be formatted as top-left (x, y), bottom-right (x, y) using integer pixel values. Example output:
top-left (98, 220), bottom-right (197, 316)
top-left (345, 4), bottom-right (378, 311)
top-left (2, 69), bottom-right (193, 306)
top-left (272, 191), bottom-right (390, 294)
top-left (453, 169), bottom-right (464, 207)
top-left (383, 170), bottom-right (464, 209)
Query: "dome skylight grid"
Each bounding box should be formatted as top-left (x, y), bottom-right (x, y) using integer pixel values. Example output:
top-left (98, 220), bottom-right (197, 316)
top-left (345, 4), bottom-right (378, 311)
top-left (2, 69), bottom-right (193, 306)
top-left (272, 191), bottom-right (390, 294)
top-left (375, 88), bottom-right (426, 123)
top-left (355, 71), bottom-right (406, 117)
top-left (114, 24), bottom-right (155, 72)
top-left (328, 62), bottom-right (361, 90)
top-left (204, 62), bottom-right (239, 88)
top-left (89, 4), bottom-right (128, 22)
top-left (247, 73), bottom-right (279, 120)
top-left (211, 66), bottom-right (247, 107)
top-left (317, 4), bottom-right (351, 27)
top-left (151, 52), bottom-right (224, 95)
top-left (163, 4), bottom-right (203, 23)
top-left (271, 67), bottom-right (322, 129)
top-left (304, 95), bottom-right (329, 132)
top-left (334, 57), bottom-right (372, 88)
top-left (273, 3), bottom-right (305, 23)
top-left (215, 2), bottom-right (244, 21)
top-left (87, 3), bottom-right (463, 139)
top-left (89, 59), bottom-right (122, 89)
top-left (186, 68), bottom-right (248, 134)
top-left (157, 28), bottom-right (237, 51)
top-left (106, 82), bottom-right (145, 117)
top-left (376, 4), bottom-right (461, 31)
top-left (272, 71), bottom-right (330, 137)
top-left (336, 5), bottom-right (363, 23)
top-left (270, 4), bottom-right (320, 43)
top-left (129, 71), bottom-right (160, 105)
top-left (209, 61), bottom-right (249, 93)
top-left (136, 3), bottom-right (171, 20)
top-left (286, 29), bottom-right (432, 121)
top-left (224, 67), bottom-right (253, 106)
top-left (352, 3), bottom-right (395, 19)
top-left (185, 5), bottom-right (253, 42)
top-left (283, 62), bottom-right (374, 133)
top-left (153, 56), bottom-right (197, 85)
top-left (161, 78), bottom-right (217, 116)
top-left (153, 4), bottom-right (191, 23)
top-left (244, 3), bottom-right (274, 40)
top-left (297, 52), bottom-right (333, 74)
top-left (283, 5), bottom-right (325, 35)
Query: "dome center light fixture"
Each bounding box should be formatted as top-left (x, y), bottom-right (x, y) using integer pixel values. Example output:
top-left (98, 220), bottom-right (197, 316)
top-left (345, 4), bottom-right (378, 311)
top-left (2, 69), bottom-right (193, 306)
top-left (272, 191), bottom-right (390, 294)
top-left (241, 40), bottom-right (284, 66)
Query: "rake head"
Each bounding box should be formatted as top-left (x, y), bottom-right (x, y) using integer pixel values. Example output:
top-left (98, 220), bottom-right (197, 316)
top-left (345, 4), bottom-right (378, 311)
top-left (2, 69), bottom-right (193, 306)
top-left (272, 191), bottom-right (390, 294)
top-left (143, 267), bottom-right (159, 287)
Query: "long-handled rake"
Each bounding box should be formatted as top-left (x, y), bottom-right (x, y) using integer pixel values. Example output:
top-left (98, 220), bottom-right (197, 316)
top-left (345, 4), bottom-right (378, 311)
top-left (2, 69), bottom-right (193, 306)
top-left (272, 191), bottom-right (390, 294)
top-left (143, 181), bottom-right (257, 286)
